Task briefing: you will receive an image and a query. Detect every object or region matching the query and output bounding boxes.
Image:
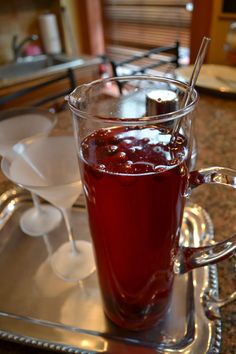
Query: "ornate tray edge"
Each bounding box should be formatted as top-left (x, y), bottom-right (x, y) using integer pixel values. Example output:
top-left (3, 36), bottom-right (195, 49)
top-left (0, 328), bottom-right (94, 354)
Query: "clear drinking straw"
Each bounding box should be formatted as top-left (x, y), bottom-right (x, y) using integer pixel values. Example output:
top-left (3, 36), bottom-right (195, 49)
top-left (171, 37), bottom-right (211, 142)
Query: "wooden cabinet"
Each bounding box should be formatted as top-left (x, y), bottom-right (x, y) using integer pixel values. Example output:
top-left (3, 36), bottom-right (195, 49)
top-left (191, 0), bottom-right (236, 65)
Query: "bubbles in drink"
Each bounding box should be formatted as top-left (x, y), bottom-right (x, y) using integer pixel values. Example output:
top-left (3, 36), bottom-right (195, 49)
top-left (81, 125), bottom-right (187, 175)
top-left (118, 151), bottom-right (127, 160)
top-left (96, 164), bottom-right (106, 171)
top-left (106, 145), bottom-right (119, 154)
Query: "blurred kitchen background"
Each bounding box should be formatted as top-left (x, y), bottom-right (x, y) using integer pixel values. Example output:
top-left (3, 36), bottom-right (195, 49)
top-left (1, 0), bottom-right (236, 110)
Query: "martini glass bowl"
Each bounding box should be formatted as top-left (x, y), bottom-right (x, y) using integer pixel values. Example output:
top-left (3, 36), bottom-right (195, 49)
top-left (0, 107), bottom-right (61, 236)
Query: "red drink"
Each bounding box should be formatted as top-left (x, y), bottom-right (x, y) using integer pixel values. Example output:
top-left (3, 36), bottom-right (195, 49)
top-left (80, 125), bottom-right (188, 330)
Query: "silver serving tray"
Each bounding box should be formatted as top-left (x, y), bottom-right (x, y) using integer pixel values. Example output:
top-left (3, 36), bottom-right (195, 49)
top-left (0, 185), bottom-right (221, 353)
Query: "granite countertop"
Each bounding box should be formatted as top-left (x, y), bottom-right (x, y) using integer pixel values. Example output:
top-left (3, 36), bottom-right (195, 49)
top-left (0, 92), bottom-right (235, 353)
top-left (192, 94), bottom-right (236, 354)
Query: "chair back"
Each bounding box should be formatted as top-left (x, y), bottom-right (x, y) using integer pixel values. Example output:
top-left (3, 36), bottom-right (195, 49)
top-left (109, 42), bottom-right (180, 77)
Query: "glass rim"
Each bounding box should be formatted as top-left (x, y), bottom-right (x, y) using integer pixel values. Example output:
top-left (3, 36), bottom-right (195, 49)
top-left (1, 136), bottom-right (79, 191)
top-left (0, 107), bottom-right (58, 147)
top-left (68, 75), bottom-right (199, 124)
top-left (0, 106), bottom-right (57, 124)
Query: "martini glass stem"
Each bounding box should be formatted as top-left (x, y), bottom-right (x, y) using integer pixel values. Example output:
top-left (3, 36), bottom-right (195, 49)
top-left (43, 234), bottom-right (52, 255)
top-left (61, 207), bottom-right (79, 255)
top-left (31, 192), bottom-right (42, 213)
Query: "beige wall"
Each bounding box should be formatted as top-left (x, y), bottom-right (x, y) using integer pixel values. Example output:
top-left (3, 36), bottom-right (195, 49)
top-left (60, 0), bottom-right (83, 56)
top-left (0, 0), bottom-right (62, 64)
top-left (0, 0), bottom-right (83, 64)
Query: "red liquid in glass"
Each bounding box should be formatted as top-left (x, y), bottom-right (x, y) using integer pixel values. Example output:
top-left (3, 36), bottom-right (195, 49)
top-left (80, 126), bottom-right (189, 330)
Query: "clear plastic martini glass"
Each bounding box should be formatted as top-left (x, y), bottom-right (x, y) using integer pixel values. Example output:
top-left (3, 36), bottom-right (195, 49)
top-left (0, 107), bottom-right (62, 236)
top-left (1, 135), bottom-right (95, 282)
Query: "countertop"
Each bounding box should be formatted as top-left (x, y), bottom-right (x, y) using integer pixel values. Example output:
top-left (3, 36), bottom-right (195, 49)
top-left (0, 54), bottom-right (102, 89)
top-left (0, 92), bottom-right (235, 353)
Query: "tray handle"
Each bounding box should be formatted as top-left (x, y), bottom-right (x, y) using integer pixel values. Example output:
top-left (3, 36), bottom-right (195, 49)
top-left (204, 288), bottom-right (236, 320)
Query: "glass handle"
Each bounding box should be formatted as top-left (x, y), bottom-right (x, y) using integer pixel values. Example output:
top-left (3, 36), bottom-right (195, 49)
top-left (174, 166), bottom-right (236, 275)
top-left (189, 166), bottom-right (236, 189)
